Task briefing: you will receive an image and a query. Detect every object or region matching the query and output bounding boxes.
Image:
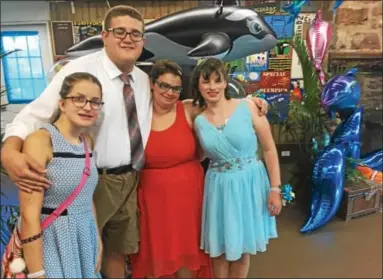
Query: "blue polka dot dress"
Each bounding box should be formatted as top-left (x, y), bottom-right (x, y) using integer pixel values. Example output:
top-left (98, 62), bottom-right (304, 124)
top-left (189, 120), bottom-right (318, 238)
top-left (18, 124), bottom-right (101, 278)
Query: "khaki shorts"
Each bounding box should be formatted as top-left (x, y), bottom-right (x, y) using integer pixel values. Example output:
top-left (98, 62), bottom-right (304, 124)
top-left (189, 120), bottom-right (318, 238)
top-left (93, 171), bottom-right (140, 255)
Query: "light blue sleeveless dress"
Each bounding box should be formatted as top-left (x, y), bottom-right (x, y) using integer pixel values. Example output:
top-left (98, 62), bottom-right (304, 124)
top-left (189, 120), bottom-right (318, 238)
top-left (194, 100), bottom-right (278, 261)
top-left (18, 124), bottom-right (101, 278)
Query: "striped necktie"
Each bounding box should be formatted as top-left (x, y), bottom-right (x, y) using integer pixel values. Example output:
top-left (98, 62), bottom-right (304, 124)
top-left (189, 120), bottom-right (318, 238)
top-left (120, 74), bottom-right (145, 170)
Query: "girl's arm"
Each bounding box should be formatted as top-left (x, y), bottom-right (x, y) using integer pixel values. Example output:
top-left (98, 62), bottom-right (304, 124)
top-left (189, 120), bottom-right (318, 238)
top-left (182, 101), bottom-right (206, 161)
top-left (182, 99), bottom-right (204, 126)
top-left (195, 135), bottom-right (206, 162)
top-left (84, 133), bottom-right (102, 273)
top-left (19, 130), bottom-right (52, 278)
top-left (244, 99), bottom-right (281, 188)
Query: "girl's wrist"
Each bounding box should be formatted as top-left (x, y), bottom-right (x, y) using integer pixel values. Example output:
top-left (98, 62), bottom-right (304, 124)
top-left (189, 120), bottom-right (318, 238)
top-left (270, 186), bottom-right (281, 193)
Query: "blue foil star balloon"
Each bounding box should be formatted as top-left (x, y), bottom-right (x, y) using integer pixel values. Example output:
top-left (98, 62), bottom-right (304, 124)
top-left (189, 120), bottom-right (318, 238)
top-left (360, 150), bottom-right (383, 171)
top-left (301, 143), bottom-right (346, 233)
top-left (321, 68), bottom-right (361, 119)
top-left (282, 0), bottom-right (310, 23)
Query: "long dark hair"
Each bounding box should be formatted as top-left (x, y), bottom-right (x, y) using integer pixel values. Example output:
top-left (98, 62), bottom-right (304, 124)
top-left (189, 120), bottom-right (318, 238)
top-left (191, 58), bottom-right (231, 107)
top-left (52, 72), bottom-right (103, 122)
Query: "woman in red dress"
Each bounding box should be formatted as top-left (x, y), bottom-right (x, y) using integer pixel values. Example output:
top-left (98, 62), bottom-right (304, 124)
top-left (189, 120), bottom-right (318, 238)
top-left (130, 60), bottom-right (211, 278)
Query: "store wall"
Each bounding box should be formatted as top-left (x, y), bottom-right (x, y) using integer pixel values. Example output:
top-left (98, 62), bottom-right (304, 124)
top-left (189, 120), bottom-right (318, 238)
top-left (49, 1), bottom-right (199, 22)
top-left (324, 0), bottom-right (383, 152)
top-left (0, 1), bottom-right (50, 23)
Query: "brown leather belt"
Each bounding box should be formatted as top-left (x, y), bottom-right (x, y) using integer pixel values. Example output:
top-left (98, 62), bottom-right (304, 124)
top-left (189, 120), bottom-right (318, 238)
top-left (97, 164), bottom-right (134, 175)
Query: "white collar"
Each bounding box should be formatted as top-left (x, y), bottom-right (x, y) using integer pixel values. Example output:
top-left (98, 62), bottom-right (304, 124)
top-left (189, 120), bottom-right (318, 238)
top-left (101, 48), bottom-right (137, 82)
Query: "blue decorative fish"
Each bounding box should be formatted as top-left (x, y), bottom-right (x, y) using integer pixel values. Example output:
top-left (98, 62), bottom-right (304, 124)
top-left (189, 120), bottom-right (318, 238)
top-left (282, 0), bottom-right (310, 23)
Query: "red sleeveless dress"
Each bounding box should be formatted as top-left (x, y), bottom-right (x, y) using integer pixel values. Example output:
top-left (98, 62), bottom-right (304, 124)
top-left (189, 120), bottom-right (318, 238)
top-left (130, 102), bottom-right (212, 278)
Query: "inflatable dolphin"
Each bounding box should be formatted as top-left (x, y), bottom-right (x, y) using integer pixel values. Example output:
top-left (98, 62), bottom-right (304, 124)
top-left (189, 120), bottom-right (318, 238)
top-left (65, 5), bottom-right (277, 65)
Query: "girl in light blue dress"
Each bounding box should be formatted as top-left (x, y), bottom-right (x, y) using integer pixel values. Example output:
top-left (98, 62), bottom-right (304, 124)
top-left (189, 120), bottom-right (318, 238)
top-left (191, 58), bottom-right (282, 278)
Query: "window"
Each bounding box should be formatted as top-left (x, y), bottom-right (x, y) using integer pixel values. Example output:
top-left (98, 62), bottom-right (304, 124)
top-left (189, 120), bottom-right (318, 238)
top-left (1, 31), bottom-right (46, 103)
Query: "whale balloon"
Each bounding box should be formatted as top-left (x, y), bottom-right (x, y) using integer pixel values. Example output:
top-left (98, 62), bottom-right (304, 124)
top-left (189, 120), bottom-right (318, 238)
top-left (65, 5), bottom-right (277, 65)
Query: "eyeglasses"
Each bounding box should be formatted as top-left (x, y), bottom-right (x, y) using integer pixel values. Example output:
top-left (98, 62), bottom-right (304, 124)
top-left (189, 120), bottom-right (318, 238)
top-left (155, 80), bottom-right (182, 94)
top-left (107, 27), bottom-right (144, 42)
top-left (64, 96), bottom-right (104, 110)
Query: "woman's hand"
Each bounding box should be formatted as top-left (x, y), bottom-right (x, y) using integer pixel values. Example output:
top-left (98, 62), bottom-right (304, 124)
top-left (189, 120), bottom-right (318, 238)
top-left (268, 191), bottom-right (282, 216)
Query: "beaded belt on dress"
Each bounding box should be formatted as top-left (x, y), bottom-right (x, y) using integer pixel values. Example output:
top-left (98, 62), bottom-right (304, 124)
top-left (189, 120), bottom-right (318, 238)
top-left (208, 156), bottom-right (258, 172)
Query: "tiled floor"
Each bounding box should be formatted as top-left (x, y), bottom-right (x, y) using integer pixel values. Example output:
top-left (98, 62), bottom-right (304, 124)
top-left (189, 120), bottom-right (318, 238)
top-left (248, 205), bottom-right (382, 278)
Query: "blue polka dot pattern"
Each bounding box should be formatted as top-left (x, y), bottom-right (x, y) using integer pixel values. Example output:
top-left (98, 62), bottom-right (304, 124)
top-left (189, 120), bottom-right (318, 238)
top-left (18, 124), bottom-right (101, 278)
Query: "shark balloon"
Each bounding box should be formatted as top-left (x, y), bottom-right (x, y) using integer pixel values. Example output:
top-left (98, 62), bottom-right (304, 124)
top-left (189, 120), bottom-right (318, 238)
top-left (64, 5), bottom-right (277, 65)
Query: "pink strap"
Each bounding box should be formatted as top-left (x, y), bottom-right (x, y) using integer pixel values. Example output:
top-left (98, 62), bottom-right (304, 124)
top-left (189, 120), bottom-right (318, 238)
top-left (41, 136), bottom-right (91, 230)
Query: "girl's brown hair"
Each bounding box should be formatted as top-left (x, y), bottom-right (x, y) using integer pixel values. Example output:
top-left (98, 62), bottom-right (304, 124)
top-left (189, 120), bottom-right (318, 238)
top-left (191, 58), bottom-right (231, 107)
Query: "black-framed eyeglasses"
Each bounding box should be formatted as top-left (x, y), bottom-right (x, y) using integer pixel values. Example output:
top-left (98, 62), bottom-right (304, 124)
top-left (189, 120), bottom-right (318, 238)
top-left (106, 27), bottom-right (144, 42)
top-left (64, 96), bottom-right (104, 110)
top-left (155, 80), bottom-right (183, 94)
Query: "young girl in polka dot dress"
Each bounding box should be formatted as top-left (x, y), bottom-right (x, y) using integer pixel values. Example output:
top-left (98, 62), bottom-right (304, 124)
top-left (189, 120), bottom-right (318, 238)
top-left (17, 73), bottom-right (104, 278)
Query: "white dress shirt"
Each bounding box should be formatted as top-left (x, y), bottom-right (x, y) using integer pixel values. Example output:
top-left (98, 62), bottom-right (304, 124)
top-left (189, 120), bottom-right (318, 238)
top-left (3, 49), bottom-right (153, 168)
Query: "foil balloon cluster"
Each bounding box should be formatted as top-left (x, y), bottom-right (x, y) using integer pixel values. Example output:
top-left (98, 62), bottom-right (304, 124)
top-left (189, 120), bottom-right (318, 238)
top-left (306, 10), bottom-right (333, 86)
top-left (302, 70), bottom-right (363, 232)
top-left (301, 143), bottom-right (346, 233)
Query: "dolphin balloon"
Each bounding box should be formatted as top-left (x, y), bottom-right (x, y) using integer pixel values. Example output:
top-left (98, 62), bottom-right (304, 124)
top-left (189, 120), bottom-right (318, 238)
top-left (65, 5), bottom-right (277, 65)
top-left (301, 143), bottom-right (346, 233)
top-left (321, 68), bottom-right (361, 119)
